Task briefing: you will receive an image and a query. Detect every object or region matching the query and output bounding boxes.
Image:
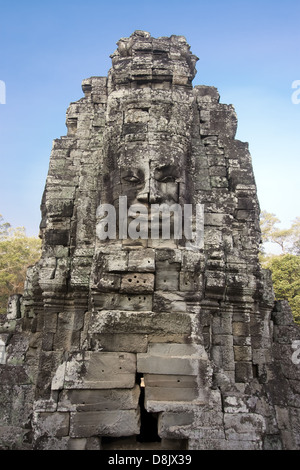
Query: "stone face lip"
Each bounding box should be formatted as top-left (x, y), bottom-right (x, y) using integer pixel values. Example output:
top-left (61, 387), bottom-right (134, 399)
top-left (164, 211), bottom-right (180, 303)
top-left (0, 30), bottom-right (300, 451)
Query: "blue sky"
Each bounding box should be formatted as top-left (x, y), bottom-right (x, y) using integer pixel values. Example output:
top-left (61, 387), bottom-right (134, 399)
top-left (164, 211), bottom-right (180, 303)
top-left (0, 0), bottom-right (299, 239)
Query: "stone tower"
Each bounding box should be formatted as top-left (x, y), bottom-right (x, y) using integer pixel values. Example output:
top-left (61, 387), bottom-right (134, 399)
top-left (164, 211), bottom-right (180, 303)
top-left (1, 31), bottom-right (300, 450)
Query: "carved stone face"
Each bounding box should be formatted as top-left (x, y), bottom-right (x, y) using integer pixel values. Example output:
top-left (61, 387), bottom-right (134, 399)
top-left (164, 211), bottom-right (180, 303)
top-left (102, 156), bottom-right (187, 241)
top-left (119, 162), bottom-right (182, 206)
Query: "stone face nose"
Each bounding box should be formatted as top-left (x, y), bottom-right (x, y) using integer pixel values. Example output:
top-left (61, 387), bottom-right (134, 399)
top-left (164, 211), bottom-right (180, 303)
top-left (135, 177), bottom-right (163, 205)
top-left (136, 191), bottom-right (149, 204)
top-left (148, 178), bottom-right (162, 204)
top-left (136, 180), bottom-right (150, 204)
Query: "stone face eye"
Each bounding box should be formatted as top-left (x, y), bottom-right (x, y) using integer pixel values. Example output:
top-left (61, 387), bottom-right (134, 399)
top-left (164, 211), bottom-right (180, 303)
top-left (158, 175), bottom-right (176, 183)
top-left (123, 175), bottom-right (141, 184)
top-left (154, 165), bottom-right (179, 184)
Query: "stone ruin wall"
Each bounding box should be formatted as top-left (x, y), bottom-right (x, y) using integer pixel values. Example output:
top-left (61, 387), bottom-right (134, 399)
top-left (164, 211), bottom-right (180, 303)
top-left (0, 31), bottom-right (300, 450)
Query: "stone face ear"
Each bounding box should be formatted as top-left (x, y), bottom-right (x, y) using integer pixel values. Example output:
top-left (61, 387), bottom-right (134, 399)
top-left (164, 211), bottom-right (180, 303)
top-left (0, 31), bottom-right (300, 451)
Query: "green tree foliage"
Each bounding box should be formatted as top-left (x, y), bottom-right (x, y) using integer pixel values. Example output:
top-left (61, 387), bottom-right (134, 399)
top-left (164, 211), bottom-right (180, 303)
top-left (260, 211), bottom-right (300, 324)
top-left (290, 216), bottom-right (300, 255)
top-left (260, 210), bottom-right (300, 254)
top-left (263, 254), bottom-right (300, 324)
top-left (0, 214), bottom-right (41, 314)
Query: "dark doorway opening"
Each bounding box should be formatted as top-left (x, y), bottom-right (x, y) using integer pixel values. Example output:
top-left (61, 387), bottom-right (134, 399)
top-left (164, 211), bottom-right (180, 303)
top-left (101, 374), bottom-right (188, 450)
top-left (136, 373), bottom-right (161, 443)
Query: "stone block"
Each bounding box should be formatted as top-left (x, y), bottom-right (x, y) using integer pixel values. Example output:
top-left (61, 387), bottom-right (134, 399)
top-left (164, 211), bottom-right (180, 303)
top-left (233, 335), bottom-right (251, 347)
top-left (67, 438), bottom-right (87, 450)
top-left (120, 273), bottom-right (154, 293)
top-left (210, 176), bottom-right (228, 188)
top-left (204, 228), bottom-right (223, 247)
top-left (235, 362), bottom-right (253, 383)
top-left (128, 249), bottom-right (155, 271)
top-left (44, 229), bottom-right (70, 247)
top-left (34, 411), bottom-right (70, 438)
top-left (148, 239), bottom-right (179, 249)
top-left (53, 328), bottom-right (73, 351)
top-left (70, 409), bottom-right (140, 438)
top-left (155, 270), bottom-right (179, 291)
top-left (204, 213), bottom-right (227, 226)
top-left (43, 312), bottom-right (58, 333)
top-left (104, 252), bottom-right (128, 272)
top-left (67, 436), bottom-right (102, 450)
top-left (155, 249), bottom-right (182, 264)
top-left (153, 291), bottom-right (187, 313)
top-left (223, 395), bottom-right (248, 413)
top-left (188, 438), bottom-right (261, 450)
top-left (70, 258), bottom-right (92, 288)
top-left (137, 355), bottom-right (199, 375)
top-left (144, 373), bottom-right (197, 388)
top-left (224, 413), bottom-right (266, 442)
top-left (158, 411), bottom-right (194, 438)
top-left (57, 352), bottom-right (137, 389)
top-left (94, 273), bottom-right (121, 292)
top-left (36, 351), bottom-right (65, 399)
top-left (92, 293), bottom-right (153, 311)
top-left (145, 387), bottom-right (198, 402)
top-left (90, 333), bottom-right (148, 353)
top-left (145, 386), bottom-right (197, 402)
top-left (205, 271), bottom-right (226, 297)
top-left (58, 384), bottom-right (140, 411)
top-left (205, 271), bottom-right (226, 293)
top-left (232, 321), bottom-right (250, 337)
top-left (181, 251), bottom-right (204, 272)
top-left (146, 342), bottom-right (206, 357)
top-left (83, 352), bottom-right (136, 388)
top-left (179, 271), bottom-right (203, 292)
top-left (33, 436), bottom-right (69, 450)
top-left (211, 342), bottom-right (235, 371)
top-left (144, 374), bottom-right (198, 402)
top-left (212, 312), bottom-right (232, 335)
top-left (209, 166), bottom-right (227, 177)
top-left (234, 345), bottom-right (252, 362)
top-left (88, 310), bottom-right (192, 338)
